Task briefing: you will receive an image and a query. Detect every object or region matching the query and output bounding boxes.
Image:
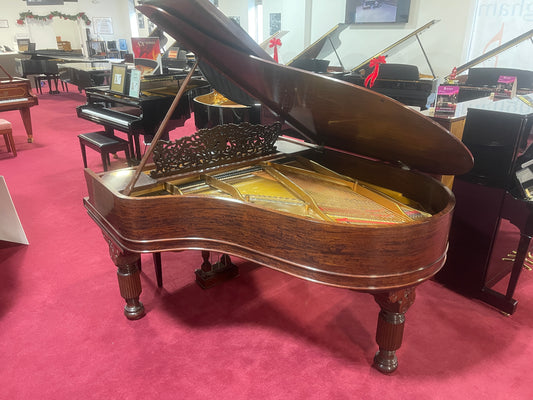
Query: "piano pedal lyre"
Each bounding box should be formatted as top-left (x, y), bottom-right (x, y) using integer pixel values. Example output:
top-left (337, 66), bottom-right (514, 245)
top-left (195, 250), bottom-right (239, 289)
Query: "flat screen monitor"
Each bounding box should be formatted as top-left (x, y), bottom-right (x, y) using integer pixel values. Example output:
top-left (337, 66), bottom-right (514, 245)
top-left (107, 41), bottom-right (117, 51)
top-left (346, 0), bottom-right (411, 24)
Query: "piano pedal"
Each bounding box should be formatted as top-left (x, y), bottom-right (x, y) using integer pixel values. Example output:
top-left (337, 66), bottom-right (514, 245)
top-left (502, 251), bottom-right (533, 271)
top-left (195, 252), bottom-right (239, 289)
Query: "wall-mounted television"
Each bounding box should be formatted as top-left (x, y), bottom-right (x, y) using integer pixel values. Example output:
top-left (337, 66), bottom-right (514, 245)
top-left (345, 0), bottom-right (411, 24)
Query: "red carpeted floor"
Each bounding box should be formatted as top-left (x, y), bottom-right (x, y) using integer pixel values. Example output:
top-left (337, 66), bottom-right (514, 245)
top-left (1, 87), bottom-right (533, 399)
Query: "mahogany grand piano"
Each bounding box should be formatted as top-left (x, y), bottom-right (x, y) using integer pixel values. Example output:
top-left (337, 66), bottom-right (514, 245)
top-left (0, 65), bottom-right (38, 142)
top-left (83, 0), bottom-right (473, 373)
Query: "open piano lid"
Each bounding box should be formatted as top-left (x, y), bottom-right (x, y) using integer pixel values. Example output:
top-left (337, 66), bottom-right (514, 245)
top-left (138, 0), bottom-right (473, 176)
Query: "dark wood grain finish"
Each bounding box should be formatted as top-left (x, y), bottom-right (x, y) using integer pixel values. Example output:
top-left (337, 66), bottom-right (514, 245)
top-left (82, 0), bottom-right (473, 374)
top-left (0, 77), bottom-right (38, 142)
top-left (105, 237), bottom-right (144, 319)
top-left (84, 144), bottom-right (455, 373)
top-left (85, 156), bottom-right (453, 291)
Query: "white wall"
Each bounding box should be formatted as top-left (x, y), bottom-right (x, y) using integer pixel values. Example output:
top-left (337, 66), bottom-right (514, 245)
top-left (1, 0), bottom-right (529, 80)
top-left (218, 0), bottom-right (249, 31)
top-left (216, 0), bottom-right (478, 78)
top-left (261, 0), bottom-right (308, 63)
top-left (215, 0), bottom-right (475, 76)
top-left (0, 0), bottom-right (131, 55)
top-left (468, 0), bottom-right (533, 71)
top-left (301, 0), bottom-right (477, 78)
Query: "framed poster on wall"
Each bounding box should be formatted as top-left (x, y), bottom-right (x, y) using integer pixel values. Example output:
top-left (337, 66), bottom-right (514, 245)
top-left (93, 17), bottom-right (114, 35)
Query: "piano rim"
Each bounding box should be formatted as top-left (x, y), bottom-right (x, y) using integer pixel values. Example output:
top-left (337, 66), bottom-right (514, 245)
top-left (83, 163), bottom-right (455, 292)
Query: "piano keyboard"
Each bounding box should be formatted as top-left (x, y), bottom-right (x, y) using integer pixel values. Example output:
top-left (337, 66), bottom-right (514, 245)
top-left (0, 97), bottom-right (31, 104)
top-left (79, 107), bottom-right (139, 129)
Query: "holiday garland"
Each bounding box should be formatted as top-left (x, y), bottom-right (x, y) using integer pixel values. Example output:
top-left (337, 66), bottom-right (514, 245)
top-left (17, 11), bottom-right (91, 26)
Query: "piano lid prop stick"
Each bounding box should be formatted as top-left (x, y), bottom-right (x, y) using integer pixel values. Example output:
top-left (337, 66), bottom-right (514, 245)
top-left (123, 61), bottom-right (199, 196)
top-left (0, 64), bottom-right (13, 81)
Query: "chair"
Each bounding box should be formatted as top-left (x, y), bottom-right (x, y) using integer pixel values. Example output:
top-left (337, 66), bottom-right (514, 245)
top-left (78, 131), bottom-right (131, 171)
top-left (0, 119), bottom-right (16, 157)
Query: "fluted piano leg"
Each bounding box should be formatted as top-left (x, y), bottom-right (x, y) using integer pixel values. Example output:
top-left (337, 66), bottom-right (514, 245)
top-left (106, 237), bottom-right (145, 320)
top-left (372, 288), bottom-right (416, 374)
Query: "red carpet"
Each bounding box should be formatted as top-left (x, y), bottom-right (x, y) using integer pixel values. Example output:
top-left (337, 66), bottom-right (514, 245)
top-left (1, 87), bottom-right (533, 399)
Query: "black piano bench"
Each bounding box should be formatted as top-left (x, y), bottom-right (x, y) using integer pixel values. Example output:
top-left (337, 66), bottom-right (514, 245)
top-left (78, 131), bottom-right (132, 171)
top-left (34, 73), bottom-right (61, 95)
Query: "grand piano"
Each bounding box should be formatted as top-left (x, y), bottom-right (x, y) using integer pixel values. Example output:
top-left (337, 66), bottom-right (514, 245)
top-left (76, 73), bottom-right (209, 160)
top-left (287, 20), bottom-right (439, 109)
top-left (15, 58), bottom-right (63, 94)
top-left (0, 65), bottom-right (38, 142)
top-left (82, 0), bottom-right (473, 373)
top-left (446, 28), bottom-right (533, 102)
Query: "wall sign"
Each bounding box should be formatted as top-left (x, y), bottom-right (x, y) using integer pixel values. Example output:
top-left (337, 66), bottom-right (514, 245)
top-left (26, 0), bottom-right (65, 5)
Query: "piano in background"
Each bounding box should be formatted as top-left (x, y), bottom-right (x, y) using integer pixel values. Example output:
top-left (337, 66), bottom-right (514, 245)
top-left (446, 28), bottom-right (533, 102)
top-left (77, 73), bottom-right (209, 160)
top-left (192, 89), bottom-right (261, 130)
top-left (58, 62), bottom-right (111, 93)
top-left (15, 58), bottom-right (62, 94)
top-left (287, 20), bottom-right (439, 109)
top-left (82, 0), bottom-right (473, 374)
top-left (436, 95), bottom-right (533, 314)
top-left (17, 48), bottom-right (122, 93)
top-left (162, 46), bottom-right (190, 73)
top-left (0, 64), bottom-right (38, 143)
top-left (286, 24), bottom-right (349, 73)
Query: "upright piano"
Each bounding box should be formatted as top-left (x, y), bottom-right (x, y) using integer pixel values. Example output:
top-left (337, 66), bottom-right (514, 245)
top-left (77, 73), bottom-right (209, 159)
top-left (83, 0), bottom-right (473, 373)
top-left (436, 95), bottom-right (533, 314)
top-left (0, 65), bottom-right (38, 142)
top-left (287, 20), bottom-right (439, 109)
top-left (446, 28), bottom-right (533, 102)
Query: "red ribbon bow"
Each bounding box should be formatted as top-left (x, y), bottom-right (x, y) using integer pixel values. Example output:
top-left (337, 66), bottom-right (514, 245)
top-left (364, 56), bottom-right (387, 88)
top-left (269, 38), bottom-right (282, 63)
top-left (450, 67), bottom-right (457, 80)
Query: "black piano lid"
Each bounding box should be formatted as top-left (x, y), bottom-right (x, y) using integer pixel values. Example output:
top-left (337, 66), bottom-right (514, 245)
top-left (138, 0), bottom-right (473, 176)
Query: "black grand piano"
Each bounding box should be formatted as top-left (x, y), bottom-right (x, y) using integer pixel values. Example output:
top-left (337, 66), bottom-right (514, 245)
top-left (76, 73), bottom-right (209, 160)
top-left (82, 0), bottom-right (473, 374)
top-left (15, 58), bottom-right (62, 94)
top-left (446, 28), bottom-right (533, 102)
top-left (286, 20), bottom-right (439, 109)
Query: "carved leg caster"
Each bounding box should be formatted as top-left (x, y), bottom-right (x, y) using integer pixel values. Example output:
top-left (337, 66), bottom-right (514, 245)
top-left (372, 288), bottom-right (416, 374)
top-left (106, 238), bottom-right (145, 320)
top-left (195, 250), bottom-right (239, 289)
